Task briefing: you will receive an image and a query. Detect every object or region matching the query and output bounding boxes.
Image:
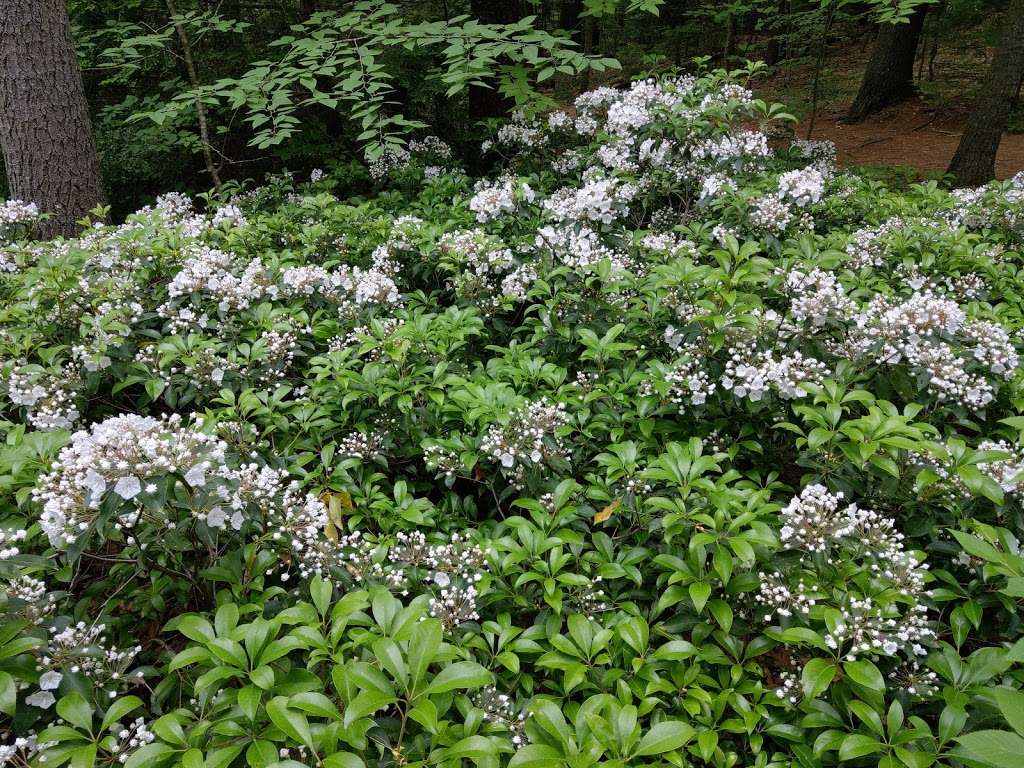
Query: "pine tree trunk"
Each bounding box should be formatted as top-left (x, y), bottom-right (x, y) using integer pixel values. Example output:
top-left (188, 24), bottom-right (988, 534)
top-left (947, 0), bottom-right (1024, 186)
top-left (844, 6), bottom-right (928, 123)
top-left (0, 0), bottom-right (105, 238)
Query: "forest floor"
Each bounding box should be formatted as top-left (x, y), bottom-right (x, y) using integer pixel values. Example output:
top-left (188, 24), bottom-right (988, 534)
top-left (801, 99), bottom-right (1024, 180)
top-left (751, 22), bottom-right (1024, 181)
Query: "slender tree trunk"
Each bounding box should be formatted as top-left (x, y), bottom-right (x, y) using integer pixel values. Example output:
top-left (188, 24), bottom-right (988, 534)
top-left (166, 0), bottom-right (222, 191)
top-left (559, 0), bottom-right (585, 42)
top-left (947, 0), bottom-right (1024, 186)
top-left (298, 0), bottom-right (317, 20)
top-left (468, 0), bottom-right (524, 122)
top-left (0, 0), bottom-right (104, 238)
top-left (844, 6), bottom-right (928, 123)
top-left (765, 0), bottom-right (788, 66)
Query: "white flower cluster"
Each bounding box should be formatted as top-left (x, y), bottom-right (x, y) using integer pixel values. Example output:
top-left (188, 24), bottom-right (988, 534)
top-left (37, 622), bottom-right (144, 699)
top-left (109, 718), bottom-right (156, 764)
top-left (772, 485), bottom-right (934, 662)
top-left (0, 528), bottom-right (28, 561)
top-left (823, 597), bottom-right (933, 661)
top-left (542, 178), bottom-right (636, 226)
top-left (535, 224), bottom-right (629, 272)
top-left (722, 340), bottom-right (827, 401)
top-left (777, 167), bottom-right (826, 207)
top-left (33, 413), bottom-right (231, 547)
top-left (0, 736), bottom-right (54, 767)
top-left (783, 268), bottom-right (855, 326)
top-left (641, 232), bottom-right (697, 259)
top-left (5, 575), bottom-right (56, 624)
top-left (648, 345), bottom-right (716, 410)
top-left (840, 291), bottom-right (1016, 408)
top-left (481, 399), bottom-right (570, 472)
top-left (469, 177), bottom-right (533, 223)
top-left (167, 246), bottom-right (274, 312)
top-left (0, 200), bottom-right (41, 231)
top-left (368, 136), bottom-right (456, 180)
top-left (699, 173), bottom-right (737, 200)
top-left (975, 439), bottom-right (1024, 494)
top-left (692, 130), bottom-right (771, 166)
top-left (791, 138), bottom-right (838, 172)
top-left (756, 571), bottom-right (815, 622)
top-left (749, 194), bottom-right (793, 233)
top-left (5, 363), bottom-right (81, 430)
top-left (779, 484), bottom-right (857, 552)
top-left (474, 686), bottom-right (528, 748)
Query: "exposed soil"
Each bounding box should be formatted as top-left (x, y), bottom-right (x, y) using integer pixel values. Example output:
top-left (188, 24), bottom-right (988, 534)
top-left (749, 22), bottom-right (1024, 180)
top-left (799, 99), bottom-right (1024, 179)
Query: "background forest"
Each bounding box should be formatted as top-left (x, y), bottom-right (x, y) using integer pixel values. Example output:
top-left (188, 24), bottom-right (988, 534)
top-left (3, 0), bottom-right (1018, 220)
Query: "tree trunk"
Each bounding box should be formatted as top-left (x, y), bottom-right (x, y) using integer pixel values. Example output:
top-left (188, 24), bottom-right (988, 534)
top-left (166, 0), bottom-right (222, 192)
top-left (297, 0), bottom-right (317, 20)
top-left (765, 0), bottom-right (788, 66)
top-left (947, 0), bottom-right (1024, 186)
top-left (844, 6), bottom-right (928, 123)
top-left (0, 0), bottom-right (105, 238)
top-left (468, 0), bottom-right (524, 122)
top-left (559, 0), bottom-right (585, 43)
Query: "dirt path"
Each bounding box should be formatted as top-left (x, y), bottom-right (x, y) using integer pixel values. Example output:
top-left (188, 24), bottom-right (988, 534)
top-left (799, 99), bottom-right (1024, 179)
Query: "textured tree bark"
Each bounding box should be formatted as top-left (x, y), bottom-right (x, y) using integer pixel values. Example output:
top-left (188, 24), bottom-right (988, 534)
top-left (297, 0), bottom-right (317, 20)
top-left (844, 6), bottom-right (928, 124)
top-left (947, 0), bottom-right (1024, 186)
top-left (0, 0), bottom-right (105, 238)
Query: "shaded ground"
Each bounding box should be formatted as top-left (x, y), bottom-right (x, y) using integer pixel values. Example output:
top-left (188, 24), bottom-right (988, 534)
top-left (800, 99), bottom-right (1024, 180)
top-left (751, 19), bottom-right (1024, 180)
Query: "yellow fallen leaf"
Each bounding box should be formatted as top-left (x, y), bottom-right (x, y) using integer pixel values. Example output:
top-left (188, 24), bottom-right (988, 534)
top-left (594, 499), bottom-right (621, 524)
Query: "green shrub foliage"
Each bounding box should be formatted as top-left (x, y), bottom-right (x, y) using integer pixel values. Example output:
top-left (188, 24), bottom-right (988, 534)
top-left (2, 68), bottom-right (1024, 768)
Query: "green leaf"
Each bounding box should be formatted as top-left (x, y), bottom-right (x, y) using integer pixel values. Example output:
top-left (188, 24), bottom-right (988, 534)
top-left (509, 745), bottom-right (564, 768)
top-left (635, 721), bottom-right (695, 756)
top-left (839, 733), bottom-right (882, 761)
top-left (101, 696), bottom-right (143, 731)
top-left (688, 581), bottom-right (711, 613)
top-left (57, 692), bottom-right (93, 732)
top-left (0, 671), bottom-right (15, 715)
top-left (994, 688), bottom-right (1024, 737)
top-left (423, 661), bottom-right (491, 695)
top-left (955, 730), bottom-right (1024, 768)
top-left (123, 744), bottom-right (178, 768)
top-left (844, 659), bottom-right (884, 691)
top-left (801, 659), bottom-right (836, 700)
top-left (266, 697), bottom-right (314, 749)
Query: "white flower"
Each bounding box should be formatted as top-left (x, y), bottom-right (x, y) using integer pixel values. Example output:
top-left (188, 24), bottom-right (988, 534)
top-left (206, 507), bottom-right (226, 529)
top-left (184, 464), bottom-right (207, 487)
top-left (25, 690), bottom-right (55, 709)
top-left (113, 476), bottom-right (142, 500)
top-left (83, 470), bottom-right (107, 498)
top-left (38, 671), bottom-right (62, 690)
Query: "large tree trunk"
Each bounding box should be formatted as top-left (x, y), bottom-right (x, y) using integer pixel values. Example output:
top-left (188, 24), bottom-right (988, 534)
top-left (947, 0), bottom-right (1024, 186)
top-left (844, 6), bottom-right (928, 123)
top-left (0, 0), bottom-right (105, 238)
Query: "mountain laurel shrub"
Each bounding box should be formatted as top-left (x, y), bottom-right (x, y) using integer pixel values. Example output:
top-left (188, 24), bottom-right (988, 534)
top-left (2, 66), bottom-right (1024, 768)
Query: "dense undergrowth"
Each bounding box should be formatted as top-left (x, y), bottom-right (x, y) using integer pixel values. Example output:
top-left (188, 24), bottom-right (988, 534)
top-left (2, 68), bottom-right (1024, 768)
